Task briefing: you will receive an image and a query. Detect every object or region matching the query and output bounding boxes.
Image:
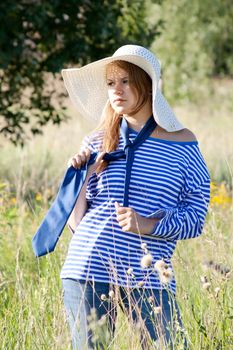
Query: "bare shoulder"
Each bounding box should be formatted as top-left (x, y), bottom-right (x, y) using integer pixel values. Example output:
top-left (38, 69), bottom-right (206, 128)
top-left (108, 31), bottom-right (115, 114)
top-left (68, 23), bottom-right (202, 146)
top-left (151, 126), bottom-right (197, 142)
top-left (174, 128), bottom-right (197, 142)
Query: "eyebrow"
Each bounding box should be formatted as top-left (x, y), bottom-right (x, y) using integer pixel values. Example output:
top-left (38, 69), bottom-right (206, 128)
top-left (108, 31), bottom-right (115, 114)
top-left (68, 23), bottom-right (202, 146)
top-left (106, 76), bottom-right (129, 81)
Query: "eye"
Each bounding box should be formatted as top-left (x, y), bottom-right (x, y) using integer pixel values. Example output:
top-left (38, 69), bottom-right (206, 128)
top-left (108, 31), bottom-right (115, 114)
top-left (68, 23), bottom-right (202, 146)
top-left (122, 79), bottom-right (129, 84)
top-left (107, 81), bottom-right (114, 87)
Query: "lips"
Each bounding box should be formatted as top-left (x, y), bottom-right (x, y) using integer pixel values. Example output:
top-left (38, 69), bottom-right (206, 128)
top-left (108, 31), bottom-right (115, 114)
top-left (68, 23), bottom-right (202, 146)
top-left (113, 98), bottom-right (125, 103)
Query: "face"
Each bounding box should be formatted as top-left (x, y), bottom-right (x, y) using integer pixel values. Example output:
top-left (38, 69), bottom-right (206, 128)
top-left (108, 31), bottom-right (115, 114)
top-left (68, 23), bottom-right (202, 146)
top-left (106, 65), bottom-right (138, 115)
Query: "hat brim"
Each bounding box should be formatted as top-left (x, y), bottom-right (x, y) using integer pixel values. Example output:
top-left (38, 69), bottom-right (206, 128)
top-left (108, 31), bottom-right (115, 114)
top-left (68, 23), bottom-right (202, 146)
top-left (62, 54), bottom-right (183, 132)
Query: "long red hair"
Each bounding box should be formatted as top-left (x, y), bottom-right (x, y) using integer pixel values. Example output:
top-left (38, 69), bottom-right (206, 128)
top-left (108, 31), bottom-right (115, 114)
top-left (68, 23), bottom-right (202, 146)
top-left (96, 60), bottom-right (152, 173)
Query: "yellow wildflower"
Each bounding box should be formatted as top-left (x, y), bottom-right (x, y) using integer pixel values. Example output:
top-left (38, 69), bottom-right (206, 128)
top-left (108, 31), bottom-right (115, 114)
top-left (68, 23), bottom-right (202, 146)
top-left (11, 197), bottom-right (17, 205)
top-left (210, 181), bottom-right (232, 208)
top-left (35, 193), bottom-right (42, 201)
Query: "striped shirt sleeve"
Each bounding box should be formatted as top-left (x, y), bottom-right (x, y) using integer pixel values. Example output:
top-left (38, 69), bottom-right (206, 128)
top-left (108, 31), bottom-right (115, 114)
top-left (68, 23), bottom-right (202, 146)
top-left (79, 132), bottom-right (103, 153)
top-left (149, 148), bottom-right (210, 241)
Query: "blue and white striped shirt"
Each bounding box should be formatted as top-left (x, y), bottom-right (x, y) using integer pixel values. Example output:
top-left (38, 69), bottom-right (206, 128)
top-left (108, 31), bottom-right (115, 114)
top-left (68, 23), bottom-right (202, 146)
top-left (61, 129), bottom-right (210, 294)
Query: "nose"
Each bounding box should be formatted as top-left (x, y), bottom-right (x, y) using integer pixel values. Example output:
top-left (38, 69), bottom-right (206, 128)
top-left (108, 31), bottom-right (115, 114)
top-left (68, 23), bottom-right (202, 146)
top-left (114, 81), bottom-right (123, 94)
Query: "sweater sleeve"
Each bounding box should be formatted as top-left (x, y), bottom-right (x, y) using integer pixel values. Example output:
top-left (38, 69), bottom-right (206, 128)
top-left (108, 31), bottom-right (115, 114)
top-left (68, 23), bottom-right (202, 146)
top-left (148, 146), bottom-right (210, 241)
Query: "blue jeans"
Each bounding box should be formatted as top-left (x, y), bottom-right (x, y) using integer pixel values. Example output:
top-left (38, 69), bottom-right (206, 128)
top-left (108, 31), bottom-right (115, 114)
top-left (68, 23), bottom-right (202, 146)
top-left (62, 279), bottom-right (186, 349)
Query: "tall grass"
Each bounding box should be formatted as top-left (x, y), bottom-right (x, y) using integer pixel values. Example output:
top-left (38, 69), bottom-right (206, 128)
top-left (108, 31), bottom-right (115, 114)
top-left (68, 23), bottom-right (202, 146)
top-left (0, 82), bottom-right (233, 349)
top-left (0, 182), bottom-right (232, 349)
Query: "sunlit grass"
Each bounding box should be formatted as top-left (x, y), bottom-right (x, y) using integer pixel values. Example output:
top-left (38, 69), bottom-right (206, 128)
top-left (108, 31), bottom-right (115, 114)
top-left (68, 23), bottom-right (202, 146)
top-left (0, 85), bottom-right (233, 348)
top-left (0, 170), bottom-right (232, 349)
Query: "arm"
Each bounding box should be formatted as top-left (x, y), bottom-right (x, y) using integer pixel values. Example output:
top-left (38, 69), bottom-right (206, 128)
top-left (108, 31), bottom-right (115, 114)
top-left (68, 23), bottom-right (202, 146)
top-left (115, 144), bottom-right (210, 240)
top-left (67, 143), bottom-right (105, 233)
top-left (150, 179), bottom-right (210, 241)
top-left (67, 163), bottom-right (97, 232)
top-left (115, 201), bottom-right (160, 235)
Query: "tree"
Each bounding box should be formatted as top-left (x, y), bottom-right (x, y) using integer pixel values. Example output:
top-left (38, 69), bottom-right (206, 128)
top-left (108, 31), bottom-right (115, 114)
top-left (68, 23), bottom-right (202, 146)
top-left (0, 0), bottom-right (157, 145)
top-left (150, 0), bottom-right (233, 102)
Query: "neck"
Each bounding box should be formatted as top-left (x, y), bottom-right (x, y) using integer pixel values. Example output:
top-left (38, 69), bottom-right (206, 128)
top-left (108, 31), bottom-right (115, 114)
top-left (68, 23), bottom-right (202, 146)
top-left (122, 103), bottom-right (152, 132)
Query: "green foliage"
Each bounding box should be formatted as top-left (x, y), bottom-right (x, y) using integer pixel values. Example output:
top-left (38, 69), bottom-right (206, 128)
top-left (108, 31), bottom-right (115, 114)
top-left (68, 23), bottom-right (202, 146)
top-left (0, 0), bottom-right (156, 145)
top-left (150, 0), bottom-right (233, 102)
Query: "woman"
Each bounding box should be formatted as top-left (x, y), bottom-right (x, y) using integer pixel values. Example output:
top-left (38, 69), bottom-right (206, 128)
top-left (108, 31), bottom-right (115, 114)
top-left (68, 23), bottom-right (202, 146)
top-left (61, 45), bottom-right (210, 349)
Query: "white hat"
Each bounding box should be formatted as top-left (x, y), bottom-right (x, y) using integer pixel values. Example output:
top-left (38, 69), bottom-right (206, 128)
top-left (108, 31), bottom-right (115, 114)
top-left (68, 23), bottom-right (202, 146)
top-left (62, 44), bottom-right (183, 131)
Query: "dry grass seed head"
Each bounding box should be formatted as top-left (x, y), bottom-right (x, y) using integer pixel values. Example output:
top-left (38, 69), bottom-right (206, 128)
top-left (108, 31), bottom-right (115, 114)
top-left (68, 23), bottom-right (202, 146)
top-left (153, 306), bottom-right (162, 314)
top-left (160, 268), bottom-right (173, 284)
top-left (140, 253), bottom-right (153, 269)
top-left (154, 259), bottom-right (168, 272)
top-left (148, 296), bottom-right (154, 304)
top-left (141, 242), bottom-right (147, 250)
top-left (100, 294), bottom-right (107, 301)
top-left (138, 281), bottom-right (145, 287)
top-left (109, 290), bottom-right (115, 299)
top-left (202, 282), bottom-right (211, 290)
top-left (127, 267), bottom-right (133, 275)
top-left (214, 287), bottom-right (221, 297)
top-left (200, 275), bottom-right (208, 283)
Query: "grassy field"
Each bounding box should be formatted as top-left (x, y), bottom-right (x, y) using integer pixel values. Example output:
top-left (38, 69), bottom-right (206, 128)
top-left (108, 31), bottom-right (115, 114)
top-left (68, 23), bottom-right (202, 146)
top-left (0, 81), bottom-right (233, 349)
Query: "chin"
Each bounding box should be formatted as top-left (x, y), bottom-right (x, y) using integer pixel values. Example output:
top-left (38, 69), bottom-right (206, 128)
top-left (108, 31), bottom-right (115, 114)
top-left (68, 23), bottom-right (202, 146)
top-left (113, 107), bottom-right (128, 114)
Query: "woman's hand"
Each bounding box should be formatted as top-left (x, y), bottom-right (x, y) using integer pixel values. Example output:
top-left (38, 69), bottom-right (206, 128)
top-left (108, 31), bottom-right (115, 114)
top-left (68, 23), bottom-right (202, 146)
top-left (115, 202), bottom-right (159, 235)
top-left (68, 148), bottom-right (91, 169)
top-left (68, 149), bottom-right (105, 169)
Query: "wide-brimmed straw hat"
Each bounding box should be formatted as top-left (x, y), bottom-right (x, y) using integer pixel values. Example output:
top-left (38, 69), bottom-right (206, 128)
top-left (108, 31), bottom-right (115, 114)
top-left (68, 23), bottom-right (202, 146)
top-left (62, 44), bottom-right (183, 131)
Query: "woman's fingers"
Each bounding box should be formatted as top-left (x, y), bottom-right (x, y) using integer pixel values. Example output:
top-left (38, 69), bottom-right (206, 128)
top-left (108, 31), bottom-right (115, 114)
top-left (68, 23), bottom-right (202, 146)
top-left (76, 155), bottom-right (83, 168)
top-left (85, 148), bottom-right (91, 162)
top-left (116, 212), bottom-right (130, 222)
top-left (68, 148), bottom-right (106, 170)
top-left (96, 151), bottom-right (105, 164)
top-left (80, 150), bottom-right (86, 163)
top-left (115, 202), bottom-right (132, 215)
top-left (114, 201), bottom-right (120, 210)
top-left (118, 217), bottom-right (131, 227)
top-left (115, 202), bottom-right (140, 233)
top-left (68, 148), bottom-right (91, 169)
top-left (115, 202), bottom-right (134, 221)
top-left (68, 155), bottom-right (81, 168)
